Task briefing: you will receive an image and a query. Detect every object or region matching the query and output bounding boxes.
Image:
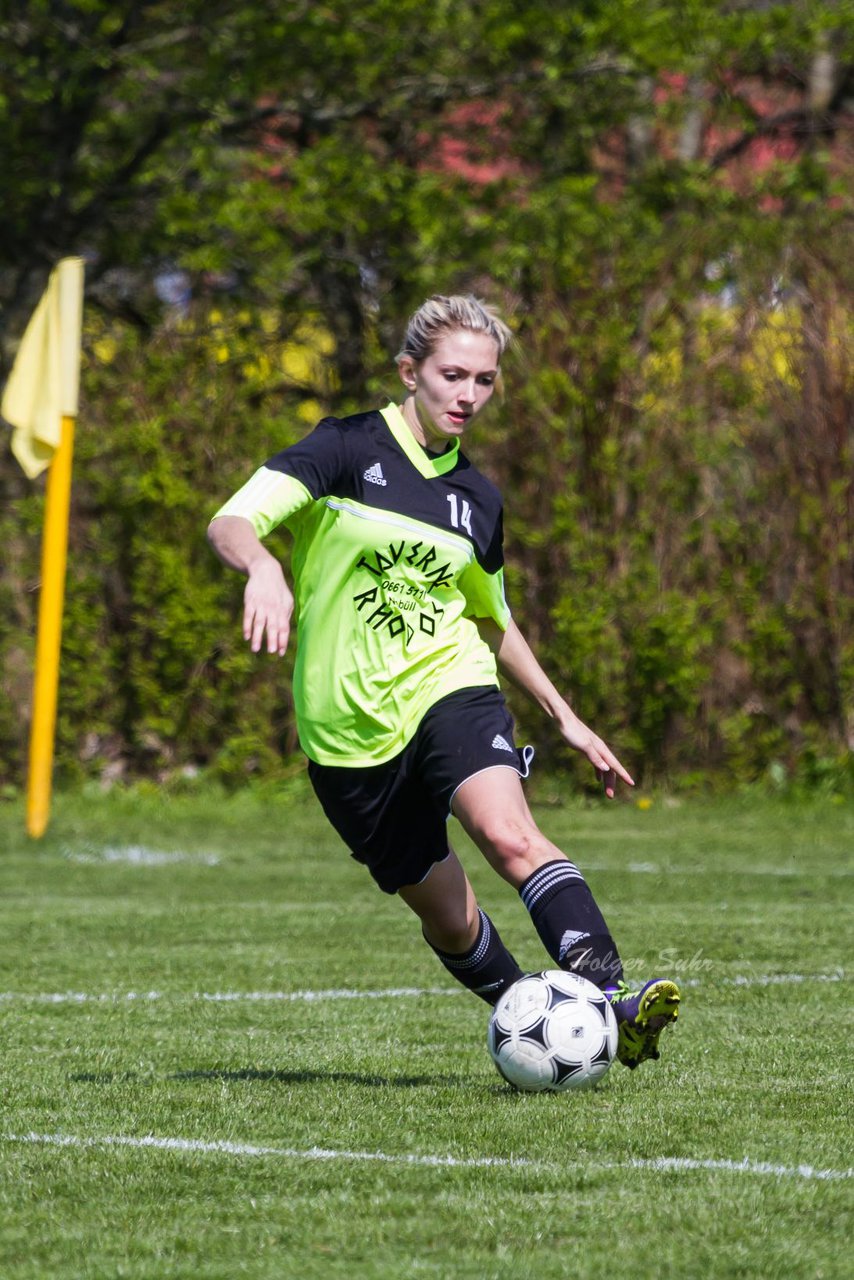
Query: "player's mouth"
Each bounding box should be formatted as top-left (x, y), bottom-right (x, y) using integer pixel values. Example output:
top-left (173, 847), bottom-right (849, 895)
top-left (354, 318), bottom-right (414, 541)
top-left (445, 410), bottom-right (471, 426)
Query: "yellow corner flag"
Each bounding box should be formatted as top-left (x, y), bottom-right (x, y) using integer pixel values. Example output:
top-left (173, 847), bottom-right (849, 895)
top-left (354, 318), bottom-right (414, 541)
top-left (2, 258), bottom-right (85, 477)
top-left (1, 257), bottom-right (85, 837)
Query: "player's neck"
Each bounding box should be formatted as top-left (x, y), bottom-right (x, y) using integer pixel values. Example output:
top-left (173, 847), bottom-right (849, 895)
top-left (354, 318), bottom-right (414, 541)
top-left (399, 397), bottom-right (452, 455)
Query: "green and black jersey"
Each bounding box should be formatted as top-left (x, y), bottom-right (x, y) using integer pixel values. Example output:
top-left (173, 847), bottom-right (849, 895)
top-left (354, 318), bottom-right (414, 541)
top-left (213, 403), bottom-right (511, 766)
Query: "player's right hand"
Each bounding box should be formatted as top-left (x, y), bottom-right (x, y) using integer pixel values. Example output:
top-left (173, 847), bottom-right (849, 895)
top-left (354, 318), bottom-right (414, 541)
top-left (243, 559), bottom-right (293, 656)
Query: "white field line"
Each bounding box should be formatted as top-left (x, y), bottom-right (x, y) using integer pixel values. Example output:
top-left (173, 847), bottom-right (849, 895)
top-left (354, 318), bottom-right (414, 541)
top-left (0, 986), bottom-right (462, 1005)
top-left (0, 972), bottom-right (845, 1005)
top-left (4, 1131), bottom-right (522, 1170)
top-left (584, 862), bottom-right (853, 878)
top-left (4, 1132), bottom-right (852, 1183)
top-left (684, 972), bottom-right (845, 989)
top-left (63, 845), bottom-right (220, 867)
top-left (58, 844), bottom-right (852, 877)
top-left (619, 1155), bottom-right (852, 1182)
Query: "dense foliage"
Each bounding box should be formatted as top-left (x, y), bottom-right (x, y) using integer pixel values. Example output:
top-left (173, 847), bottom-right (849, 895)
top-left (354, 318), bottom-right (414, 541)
top-left (1, 1), bottom-right (852, 789)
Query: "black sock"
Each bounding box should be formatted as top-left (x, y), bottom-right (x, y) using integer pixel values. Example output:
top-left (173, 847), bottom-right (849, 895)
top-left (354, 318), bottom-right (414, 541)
top-left (519, 859), bottom-right (623, 990)
top-left (426, 908), bottom-right (523, 1006)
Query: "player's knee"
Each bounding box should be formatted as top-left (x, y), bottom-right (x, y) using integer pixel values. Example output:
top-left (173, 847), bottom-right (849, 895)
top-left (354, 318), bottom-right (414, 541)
top-left (476, 818), bottom-right (544, 886)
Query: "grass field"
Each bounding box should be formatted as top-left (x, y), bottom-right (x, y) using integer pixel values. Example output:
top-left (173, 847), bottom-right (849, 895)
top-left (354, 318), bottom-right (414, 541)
top-left (0, 781), bottom-right (851, 1279)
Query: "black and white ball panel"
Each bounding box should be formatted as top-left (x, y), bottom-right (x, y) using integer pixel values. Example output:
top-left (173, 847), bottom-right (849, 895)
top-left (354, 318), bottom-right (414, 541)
top-left (487, 970), bottom-right (618, 1093)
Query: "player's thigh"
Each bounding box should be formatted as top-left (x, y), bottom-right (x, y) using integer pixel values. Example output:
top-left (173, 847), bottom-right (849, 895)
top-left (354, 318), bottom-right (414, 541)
top-left (415, 685), bottom-right (533, 816)
top-left (452, 766), bottom-right (563, 886)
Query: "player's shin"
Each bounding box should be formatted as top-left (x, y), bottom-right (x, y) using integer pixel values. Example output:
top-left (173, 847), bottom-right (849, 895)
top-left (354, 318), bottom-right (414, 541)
top-left (425, 908), bottom-right (523, 1006)
top-left (519, 859), bottom-right (623, 991)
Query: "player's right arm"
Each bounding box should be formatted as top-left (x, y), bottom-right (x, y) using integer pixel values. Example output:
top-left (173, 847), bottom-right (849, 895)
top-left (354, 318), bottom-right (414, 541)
top-left (208, 418), bottom-right (350, 656)
top-left (207, 515), bottom-right (294, 656)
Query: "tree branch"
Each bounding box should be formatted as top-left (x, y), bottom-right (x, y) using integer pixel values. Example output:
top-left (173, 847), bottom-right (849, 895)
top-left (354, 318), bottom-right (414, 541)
top-left (709, 105), bottom-right (849, 170)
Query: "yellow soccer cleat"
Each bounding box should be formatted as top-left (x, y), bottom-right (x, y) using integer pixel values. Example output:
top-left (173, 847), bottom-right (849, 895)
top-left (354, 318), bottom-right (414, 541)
top-left (607, 978), bottom-right (681, 1070)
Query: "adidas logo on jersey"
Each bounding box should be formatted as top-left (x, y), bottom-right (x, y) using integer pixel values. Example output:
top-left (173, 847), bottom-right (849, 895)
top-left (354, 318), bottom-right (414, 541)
top-left (491, 734), bottom-right (514, 753)
top-left (363, 462), bottom-right (387, 487)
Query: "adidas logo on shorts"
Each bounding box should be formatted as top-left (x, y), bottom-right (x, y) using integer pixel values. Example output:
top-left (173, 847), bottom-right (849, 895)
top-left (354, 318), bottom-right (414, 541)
top-left (491, 734), bottom-right (514, 753)
top-left (363, 462), bottom-right (387, 487)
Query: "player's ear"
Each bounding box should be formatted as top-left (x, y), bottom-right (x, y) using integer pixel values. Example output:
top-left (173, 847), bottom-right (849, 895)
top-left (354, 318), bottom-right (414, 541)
top-left (397, 356), bottom-right (417, 391)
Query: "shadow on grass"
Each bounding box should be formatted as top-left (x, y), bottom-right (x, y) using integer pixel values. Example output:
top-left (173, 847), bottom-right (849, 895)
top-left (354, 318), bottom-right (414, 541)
top-left (172, 1068), bottom-right (461, 1088)
top-left (69, 1067), bottom-right (464, 1089)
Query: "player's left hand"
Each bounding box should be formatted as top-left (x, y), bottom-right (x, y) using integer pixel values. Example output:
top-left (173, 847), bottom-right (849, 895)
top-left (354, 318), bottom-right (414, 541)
top-left (557, 711), bottom-right (634, 799)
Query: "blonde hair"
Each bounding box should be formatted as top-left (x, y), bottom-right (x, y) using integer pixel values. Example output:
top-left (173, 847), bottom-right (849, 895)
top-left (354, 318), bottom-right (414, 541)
top-left (396, 294), bottom-right (512, 363)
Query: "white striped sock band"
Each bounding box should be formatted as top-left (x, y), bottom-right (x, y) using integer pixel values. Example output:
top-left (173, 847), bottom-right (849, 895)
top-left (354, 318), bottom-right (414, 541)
top-left (520, 860), bottom-right (584, 912)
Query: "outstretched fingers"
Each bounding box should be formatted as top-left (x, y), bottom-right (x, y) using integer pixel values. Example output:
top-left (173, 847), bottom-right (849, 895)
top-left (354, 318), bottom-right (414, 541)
top-left (587, 736), bottom-right (634, 798)
top-left (559, 712), bottom-right (635, 798)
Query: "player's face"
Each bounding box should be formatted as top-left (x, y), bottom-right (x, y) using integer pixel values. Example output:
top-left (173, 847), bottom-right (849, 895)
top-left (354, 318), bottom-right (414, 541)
top-left (399, 329), bottom-right (500, 450)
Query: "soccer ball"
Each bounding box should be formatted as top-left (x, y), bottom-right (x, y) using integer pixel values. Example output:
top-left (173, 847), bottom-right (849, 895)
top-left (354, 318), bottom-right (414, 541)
top-left (487, 970), bottom-right (618, 1092)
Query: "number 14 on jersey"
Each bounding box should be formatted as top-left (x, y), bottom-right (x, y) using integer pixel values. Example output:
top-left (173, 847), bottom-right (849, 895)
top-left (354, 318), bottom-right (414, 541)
top-left (447, 493), bottom-right (472, 536)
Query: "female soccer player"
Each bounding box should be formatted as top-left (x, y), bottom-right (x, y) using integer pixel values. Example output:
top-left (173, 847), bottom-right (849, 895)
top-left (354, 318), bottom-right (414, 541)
top-left (208, 294), bottom-right (680, 1070)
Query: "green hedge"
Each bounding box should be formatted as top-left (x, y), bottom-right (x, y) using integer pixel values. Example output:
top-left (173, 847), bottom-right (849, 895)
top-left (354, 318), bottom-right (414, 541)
top-left (0, 293), bottom-right (851, 793)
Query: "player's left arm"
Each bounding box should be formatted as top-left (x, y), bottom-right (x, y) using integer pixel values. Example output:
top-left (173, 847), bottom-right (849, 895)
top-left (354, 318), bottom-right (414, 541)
top-left (474, 616), bottom-right (634, 799)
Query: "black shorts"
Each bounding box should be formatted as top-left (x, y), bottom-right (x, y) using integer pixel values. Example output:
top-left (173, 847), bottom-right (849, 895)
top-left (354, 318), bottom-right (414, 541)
top-left (307, 686), bottom-right (534, 894)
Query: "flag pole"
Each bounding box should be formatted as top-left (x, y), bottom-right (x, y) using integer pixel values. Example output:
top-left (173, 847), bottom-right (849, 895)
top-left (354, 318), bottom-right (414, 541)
top-left (26, 412), bottom-right (76, 838)
top-left (1, 256), bottom-right (84, 838)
